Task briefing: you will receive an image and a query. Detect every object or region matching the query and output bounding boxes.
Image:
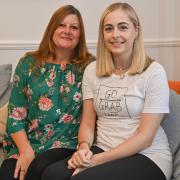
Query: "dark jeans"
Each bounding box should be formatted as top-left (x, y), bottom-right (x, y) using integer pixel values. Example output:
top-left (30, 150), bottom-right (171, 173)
top-left (42, 146), bottom-right (166, 180)
top-left (0, 148), bottom-right (75, 180)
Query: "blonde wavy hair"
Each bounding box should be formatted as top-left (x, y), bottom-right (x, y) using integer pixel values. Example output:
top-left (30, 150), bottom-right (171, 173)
top-left (96, 2), bottom-right (152, 77)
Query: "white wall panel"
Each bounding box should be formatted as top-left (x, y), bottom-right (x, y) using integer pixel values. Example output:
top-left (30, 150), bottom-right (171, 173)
top-left (0, 0), bottom-right (179, 80)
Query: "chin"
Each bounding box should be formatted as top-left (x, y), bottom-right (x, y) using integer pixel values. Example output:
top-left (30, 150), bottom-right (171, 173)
top-left (110, 50), bottom-right (123, 55)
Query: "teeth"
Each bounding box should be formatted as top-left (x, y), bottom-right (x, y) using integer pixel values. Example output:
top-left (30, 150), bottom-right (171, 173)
top-left (111, 42), bottom-right (124, 44)
top-left (112, 42), bottom-right (119, 45)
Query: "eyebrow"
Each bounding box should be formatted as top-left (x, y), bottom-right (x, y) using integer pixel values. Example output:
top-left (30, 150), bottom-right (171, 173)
top-left (60, 22), bottom-right (79, 25)
top-left (70, 23), bottom-right (79, 25)
top-left (104, 22), bottom-right (129, 27)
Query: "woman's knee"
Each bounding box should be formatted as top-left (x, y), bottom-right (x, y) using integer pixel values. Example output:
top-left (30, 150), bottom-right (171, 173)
top-left (42, 161), bottom-right (72, 180)
top-left (0, 158), bottom-right (17, 180)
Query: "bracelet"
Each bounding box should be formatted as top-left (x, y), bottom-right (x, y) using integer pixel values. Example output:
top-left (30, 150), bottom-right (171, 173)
top-left (77, 140), bottom-right (91, 150)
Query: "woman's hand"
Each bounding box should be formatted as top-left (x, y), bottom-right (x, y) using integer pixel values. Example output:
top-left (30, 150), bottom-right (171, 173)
top-left (68, 149), bottom-right (93, 169)
top-left (72, 167), bottom-right (87, 176)
top-left (14, 147), bottom-right (35, 180)
top-left (71, 153), bottom-right (101, 176)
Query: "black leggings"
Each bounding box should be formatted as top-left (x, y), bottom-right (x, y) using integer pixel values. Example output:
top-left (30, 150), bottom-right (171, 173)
top-left (42, 146), bottom-right (167, 180)
top-left (0, 148), bottom-right (75, 180)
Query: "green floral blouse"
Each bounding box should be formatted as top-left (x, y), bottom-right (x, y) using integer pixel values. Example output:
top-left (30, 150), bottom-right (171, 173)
top-left (3, 55), bottom-right (84, 158)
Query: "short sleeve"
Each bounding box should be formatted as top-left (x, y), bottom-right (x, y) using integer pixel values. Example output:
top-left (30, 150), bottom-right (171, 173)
top-left (82, 62), bottom-right (95, 100)
top-left (143, 65), bottom-right (169, 113)
top-left (7, 57), bottom-right (32, 134)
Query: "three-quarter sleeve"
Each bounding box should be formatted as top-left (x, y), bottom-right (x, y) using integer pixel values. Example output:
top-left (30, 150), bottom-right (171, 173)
top-left (7, 58), bottom-right (29, 134)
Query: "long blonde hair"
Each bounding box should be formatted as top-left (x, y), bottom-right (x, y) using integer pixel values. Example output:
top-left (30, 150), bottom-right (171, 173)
top-left (96, 2), bottom-right (152, 77)
top-left (25, 5), bottom-right (91, 69)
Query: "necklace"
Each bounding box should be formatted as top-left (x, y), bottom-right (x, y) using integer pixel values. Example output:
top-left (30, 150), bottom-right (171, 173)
top-left (114, 66), bottom-right (129, 79)
top-left (119, 73), bottom-right (125, 79)
top-left (114, 66), bottom-right (129, 71)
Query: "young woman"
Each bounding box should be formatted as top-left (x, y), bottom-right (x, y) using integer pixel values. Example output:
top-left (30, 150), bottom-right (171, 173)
top-left (67, 2), bottom-right (172, 180)
top-left (0, 5), bottom-right (94, 180)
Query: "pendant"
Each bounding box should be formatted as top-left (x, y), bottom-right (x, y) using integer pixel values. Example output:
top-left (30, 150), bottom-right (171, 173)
top-left (120, 74), bottom-right (125, 79)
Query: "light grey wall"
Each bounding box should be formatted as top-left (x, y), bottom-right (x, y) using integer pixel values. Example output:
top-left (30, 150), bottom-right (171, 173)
top-left (0, 0), bottom-right (180, 80)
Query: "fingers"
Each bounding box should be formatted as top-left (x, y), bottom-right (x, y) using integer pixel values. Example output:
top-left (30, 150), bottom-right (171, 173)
top-left (14, 161), bottom-right (21, 179)
top-left (68, 150), bottom-right (93, 169)
top-left (19, 169), bottom-right (26, 180)
top-left (14, 158), bottom-right (27, 180)
top-left (68, 158), bottom-right (77, 169)
top-left (72, 168), bottom-right (79, 176)
top-left (75, 150), bottom-right (91, 164)
top-left (14, 165), bottom-right (26, 180)
top-left (72, 168), bottom-right (85, 176)
top-left (85, 150), bottom-right (93, 160)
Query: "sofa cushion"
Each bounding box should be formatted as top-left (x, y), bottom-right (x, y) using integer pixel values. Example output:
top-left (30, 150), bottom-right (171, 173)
top-left (174, 146), bottom-right (180, 180)
top-left (161, 90), bottom-right (180, 156)
top-left (0, 102), bottom-right (8, 143)
top-left (0, 64), bottom-right (12, 107)
top-left (161, 90), bottom-right (180, 180)
top-left (169, 81), bottom-right (180, 94)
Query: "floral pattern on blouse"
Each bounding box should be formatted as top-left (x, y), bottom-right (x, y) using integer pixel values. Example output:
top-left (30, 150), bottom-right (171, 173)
top-left (3, 55), bottom-right (84, 157)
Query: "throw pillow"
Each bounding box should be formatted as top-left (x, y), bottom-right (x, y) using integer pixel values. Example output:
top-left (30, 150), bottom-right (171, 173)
top-left (0, 102), bottom-right (8, 143)
top-left (0, 64), bottom-right (12, 107)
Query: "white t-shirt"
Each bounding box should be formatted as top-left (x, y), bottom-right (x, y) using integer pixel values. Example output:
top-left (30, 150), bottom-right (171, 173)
top-left (82, 61), bottom-right (172, 180)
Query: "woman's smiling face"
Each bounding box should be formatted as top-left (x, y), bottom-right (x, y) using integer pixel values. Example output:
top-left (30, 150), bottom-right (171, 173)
top-left (53, 14), bottom-right (80, 51)
top-left (103, 8), bottom-right (138, 57)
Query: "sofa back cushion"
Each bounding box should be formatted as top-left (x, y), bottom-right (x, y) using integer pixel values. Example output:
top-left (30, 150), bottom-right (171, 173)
top-left (0, 64), bottom-right (12, 107)
top-left (161, 90), bottom-right (180, 180)
top-left (161, 90), bottom-right (180, 156)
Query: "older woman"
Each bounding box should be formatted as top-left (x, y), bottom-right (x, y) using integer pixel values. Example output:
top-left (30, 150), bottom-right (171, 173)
top-left (0, 5), bottom-right (94, 180)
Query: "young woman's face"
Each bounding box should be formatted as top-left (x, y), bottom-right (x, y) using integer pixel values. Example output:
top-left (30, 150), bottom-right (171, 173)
top-left (103, 8), bottom-right (138, 57)
top-left (53, 14), bottom-right (80, 51)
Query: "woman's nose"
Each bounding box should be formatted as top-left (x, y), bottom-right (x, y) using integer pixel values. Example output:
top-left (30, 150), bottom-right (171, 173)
top-left (112, 28), bottom-right (120, 38)
top-left (64, 26), bottom-right (71, 34)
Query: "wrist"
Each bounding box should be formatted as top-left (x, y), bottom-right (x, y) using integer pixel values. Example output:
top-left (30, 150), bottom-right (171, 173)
top-left (77, 140), bottom-right (91, 150)
top-left (92, 153), bottom-right (103, 166)
top-left (19, 144), bottom-right (34, 154)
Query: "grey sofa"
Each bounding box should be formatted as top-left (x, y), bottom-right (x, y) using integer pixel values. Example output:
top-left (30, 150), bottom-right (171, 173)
top-left (0, 63), bottom-right (180, 180)
top-left (162, 90), bottom-right (180, 180)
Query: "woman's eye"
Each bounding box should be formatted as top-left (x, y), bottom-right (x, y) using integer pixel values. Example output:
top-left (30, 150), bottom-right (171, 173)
top-left (59, 23), bottom-right (66, 28)
top-left (104, 27), bottom-right (113, 32)
top-left (119, 25), bottom-right (128, 31)
top-left (71, 26), bottom-right (79, 30)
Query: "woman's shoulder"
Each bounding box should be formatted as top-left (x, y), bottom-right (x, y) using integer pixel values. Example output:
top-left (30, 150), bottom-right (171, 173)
top-left (85, 61), bottom-right (96, 72)
top-left (17, 55), bottom-right (36, 70)
top-left (145, 61), bottom-right (166, 75)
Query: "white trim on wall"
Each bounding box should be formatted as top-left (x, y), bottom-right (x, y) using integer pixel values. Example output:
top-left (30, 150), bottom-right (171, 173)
top-left (0, 39), bottom-right (180, 51)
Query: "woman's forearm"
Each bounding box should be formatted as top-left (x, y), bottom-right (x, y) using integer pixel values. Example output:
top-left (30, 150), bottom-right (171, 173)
top-left (11, 130), bottom-right (33, 154)
top-left (78, 99), bottom-right (96, 149)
